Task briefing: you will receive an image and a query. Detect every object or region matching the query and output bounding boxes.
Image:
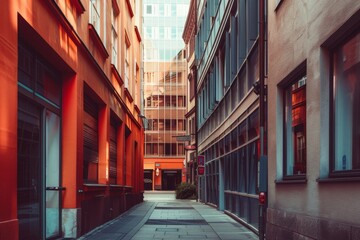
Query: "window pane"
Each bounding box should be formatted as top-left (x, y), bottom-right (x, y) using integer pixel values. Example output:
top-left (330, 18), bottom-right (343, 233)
top-left (36, 61), bottom-right (61, 107)
top-left (238, 121), bottom-right (247, 146)
top-left (248, 109), bottom-right (259, 140)
top-left (333, 33), bottom-right (360, 171)
top-left (284, 76), bottom-right (306, 176)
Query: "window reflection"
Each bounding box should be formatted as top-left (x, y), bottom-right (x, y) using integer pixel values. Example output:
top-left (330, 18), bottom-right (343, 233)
top-left (284, 75), bottom-right (307, 176)
top-left (333, 32), bottom-right (360, 172)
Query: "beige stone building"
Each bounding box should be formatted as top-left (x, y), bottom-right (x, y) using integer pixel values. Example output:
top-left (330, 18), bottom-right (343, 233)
top-left (267, 0), bottom-right (360, 239)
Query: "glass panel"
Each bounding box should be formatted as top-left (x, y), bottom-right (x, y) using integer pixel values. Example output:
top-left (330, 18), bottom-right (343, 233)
top-left (231, 128), bottom-right (238, 150)
top-left (239, 196), bottom-right (249, 221)
top-left (248, 110), bottom-right (259, 140)
top-left (231, 152), bottom-right (237, 191)
top-left (238, 69), bottom-right (246, 102)
top-left (18, 97), bottom-right (41, 240)
top-left (45, 110), bottom-right (61, 238)
top-left (249, 197), bottom-right (259, 229)
top-left (334, 32), bottom-right (360, 171)
top-left (248, 46), bottom-right (259, 92)
top-left (238, 121), bottom-right (247, 146)
top-left (248, 141), bottom-right (258, 194)
top-left (36, 61), bottom-right (61, 107)
top-left (239, 147), bottom-right (247, 193)
top-left (284, 76), bottom-right (306, 175)
top-left (18, 44), bottom-right (34, 89)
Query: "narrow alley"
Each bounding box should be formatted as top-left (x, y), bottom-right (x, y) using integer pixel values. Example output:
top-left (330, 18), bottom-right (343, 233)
top-left (79, 192), bottom-right (258, 240)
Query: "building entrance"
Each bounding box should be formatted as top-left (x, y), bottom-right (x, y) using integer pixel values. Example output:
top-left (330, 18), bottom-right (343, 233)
top-left (144, 170), bottom-right (153, 190)
top-left (18, 97), bottom-right (62, 239)
top-left (161, 170), bottom-right (181, 190)
top-left (17, 42), bottom-right (63, 239)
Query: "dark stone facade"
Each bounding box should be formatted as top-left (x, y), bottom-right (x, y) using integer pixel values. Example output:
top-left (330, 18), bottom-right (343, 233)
top-left (266, 208), bottom-right (360, 240)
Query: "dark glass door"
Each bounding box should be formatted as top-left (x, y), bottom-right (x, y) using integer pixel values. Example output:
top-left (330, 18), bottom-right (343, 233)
top-left (18, 97), bottom-right (61, 239)
top-left (18, 97), bottom-right (42, 240)
top-left (162, 170), bottom-right (181, 190)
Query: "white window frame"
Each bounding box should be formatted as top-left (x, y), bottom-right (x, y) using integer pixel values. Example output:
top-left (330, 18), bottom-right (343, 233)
top-left (89, 0), bottom-right (101, 33)
top-left (111, 8), bottom-right (118, 67)
top-left (125, 40), bottom-right (130, 89)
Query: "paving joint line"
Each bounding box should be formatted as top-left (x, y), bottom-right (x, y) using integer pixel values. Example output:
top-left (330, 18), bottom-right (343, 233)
top-left (191, 202), bottom-right (223, 240)
top-left (122, 201), bottom-right (157, 240)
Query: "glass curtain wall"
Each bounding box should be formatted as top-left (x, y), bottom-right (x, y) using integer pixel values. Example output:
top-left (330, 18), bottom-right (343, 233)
top-left (196, 0), bottom-right (261, 230)
top-left (143, 0), bottom-right (189, 157)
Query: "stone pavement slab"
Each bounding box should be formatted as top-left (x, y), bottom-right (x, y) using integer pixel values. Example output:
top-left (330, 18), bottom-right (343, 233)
top-left (79, 192), bottom-right (259, 240)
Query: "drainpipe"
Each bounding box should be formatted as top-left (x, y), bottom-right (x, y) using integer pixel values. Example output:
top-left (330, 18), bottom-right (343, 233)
top-left (194, 64), bottom-right (199, 202)
top-left (259, 0), bottom-right (267, 239)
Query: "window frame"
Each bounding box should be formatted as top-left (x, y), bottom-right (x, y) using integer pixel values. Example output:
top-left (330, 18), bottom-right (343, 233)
top-left (329, 30), bottom-right (360, 178)
top-left (89, 0), bottom-right (101, 33)
top-left (111, 7), bottom-right (118, 68)
top-left (280, 61), bottom-right (307, 180)
top-left (124, 34), bottom-right (131, 89)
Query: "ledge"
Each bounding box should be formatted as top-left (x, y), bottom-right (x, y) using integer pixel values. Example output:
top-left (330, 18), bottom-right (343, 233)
top-left (125, 88), bottom-right (134, 103)
top-left (134, 26), bottom-right (142, 42)
top-left (88, 23), bottom-right (109, 59)
top-left (111, 64), bottom-right (124, 86)
top-left (317, 177), bottom-right (360, 183)
top-left (275, 179), bottom-right (307, 184)
top-left (74, 0), bottom-right (85, 14)
top-left (134, 104), bottom-right (140, 114)
top-left (111, 0), bottom-right (120, 15)
top-left (82, 183), bottom-right (107, 193)
top-left (109, 185), bottom-right (129, 192)
top-left (125, 0), bottom-right (134, 18)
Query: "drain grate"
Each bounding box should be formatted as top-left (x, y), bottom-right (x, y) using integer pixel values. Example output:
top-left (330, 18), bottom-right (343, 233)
top-left (146, 219), bottom-right (207, 225)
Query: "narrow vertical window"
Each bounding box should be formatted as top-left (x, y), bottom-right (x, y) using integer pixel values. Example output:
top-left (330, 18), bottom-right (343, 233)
top-left (284, 75), bottom-right (307, 177)
top-left (111, 7), bottom-right (118, 68)
top-left (125, 35), bottom-right (131, 89)
top-left (89, 0), bottom-right (100, 33)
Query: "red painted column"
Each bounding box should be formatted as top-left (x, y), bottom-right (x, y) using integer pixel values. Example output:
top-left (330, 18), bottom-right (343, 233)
top-left (0, 1), bottom-right (19, 239)
top-left (62, 75), bottom-right (78, 208)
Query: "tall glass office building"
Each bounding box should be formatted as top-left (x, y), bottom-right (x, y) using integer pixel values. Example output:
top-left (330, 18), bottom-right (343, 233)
top-left (142, 0), bottom-right (189, 190)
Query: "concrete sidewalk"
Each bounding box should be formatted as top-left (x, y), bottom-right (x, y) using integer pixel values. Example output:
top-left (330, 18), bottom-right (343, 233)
top-left (79, 192), bottom-right (258, 240)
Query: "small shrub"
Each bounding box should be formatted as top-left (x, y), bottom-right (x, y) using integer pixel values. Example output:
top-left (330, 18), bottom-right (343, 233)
top-left (175, 182), bottom-right (197, 199)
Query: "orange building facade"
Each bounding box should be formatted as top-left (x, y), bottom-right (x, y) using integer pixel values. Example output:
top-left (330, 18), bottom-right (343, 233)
top-left (0, 0), bottom-right (144, 239)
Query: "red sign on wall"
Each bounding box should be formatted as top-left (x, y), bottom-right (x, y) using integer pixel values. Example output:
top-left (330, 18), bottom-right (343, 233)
top-left (198, 166), bottom-right (205, 175)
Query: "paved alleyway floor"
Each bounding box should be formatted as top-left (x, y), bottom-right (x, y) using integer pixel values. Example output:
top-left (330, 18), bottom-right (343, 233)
top-left (79, 191), bottom-right (258, 240)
